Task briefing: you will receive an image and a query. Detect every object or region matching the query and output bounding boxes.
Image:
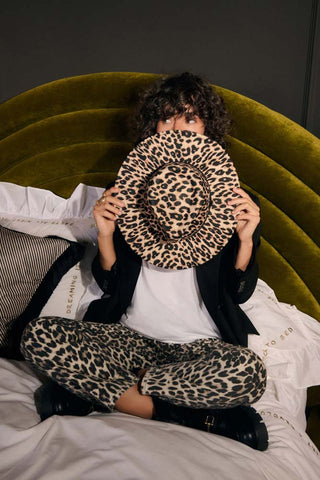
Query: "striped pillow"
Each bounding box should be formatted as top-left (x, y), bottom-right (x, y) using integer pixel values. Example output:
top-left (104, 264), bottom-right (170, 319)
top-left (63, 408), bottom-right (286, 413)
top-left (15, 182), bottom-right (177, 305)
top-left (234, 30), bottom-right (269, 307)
top-left (0, 225), bottom-right (84, 359)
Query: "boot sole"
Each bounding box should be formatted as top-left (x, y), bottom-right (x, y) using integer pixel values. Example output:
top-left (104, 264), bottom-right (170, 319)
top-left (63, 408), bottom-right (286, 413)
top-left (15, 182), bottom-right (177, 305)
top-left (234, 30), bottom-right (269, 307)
top-left (239, 406), bottom-right (268, 451)
top-left (34, 384), bottom-right (54, 421)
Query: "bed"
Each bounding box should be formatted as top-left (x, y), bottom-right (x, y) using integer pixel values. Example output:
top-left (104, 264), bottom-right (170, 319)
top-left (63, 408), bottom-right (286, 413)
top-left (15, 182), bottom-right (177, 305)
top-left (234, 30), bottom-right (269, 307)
top-left (0, 72), bottom-right (319, 479)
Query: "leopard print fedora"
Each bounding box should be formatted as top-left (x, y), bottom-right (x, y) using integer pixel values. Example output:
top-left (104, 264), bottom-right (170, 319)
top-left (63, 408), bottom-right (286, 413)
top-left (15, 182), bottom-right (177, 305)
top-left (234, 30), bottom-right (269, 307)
top-left (116, 130), bottom-right (240, 269)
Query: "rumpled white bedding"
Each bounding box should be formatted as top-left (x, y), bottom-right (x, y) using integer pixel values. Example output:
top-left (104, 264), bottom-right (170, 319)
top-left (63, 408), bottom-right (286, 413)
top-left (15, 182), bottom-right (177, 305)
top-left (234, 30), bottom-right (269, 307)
top-left (1, 298), bottom-right (320, 479)
top-left (0, 361), bottom-right (318, 480)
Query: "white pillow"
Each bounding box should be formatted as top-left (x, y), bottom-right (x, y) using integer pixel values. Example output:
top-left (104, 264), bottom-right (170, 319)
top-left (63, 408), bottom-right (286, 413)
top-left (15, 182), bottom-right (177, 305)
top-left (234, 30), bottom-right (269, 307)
top-left (0, 182), bottom-right (103, 243)
top-left (0, 182), bottom-right (104, 320)
top-left (244, 279), bottom-right (320, 389)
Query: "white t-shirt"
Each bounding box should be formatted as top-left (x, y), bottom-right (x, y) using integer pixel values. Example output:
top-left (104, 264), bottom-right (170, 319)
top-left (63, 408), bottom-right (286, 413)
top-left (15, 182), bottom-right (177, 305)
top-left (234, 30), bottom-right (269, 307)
top-left (120, 260), bottom-right (221, 343)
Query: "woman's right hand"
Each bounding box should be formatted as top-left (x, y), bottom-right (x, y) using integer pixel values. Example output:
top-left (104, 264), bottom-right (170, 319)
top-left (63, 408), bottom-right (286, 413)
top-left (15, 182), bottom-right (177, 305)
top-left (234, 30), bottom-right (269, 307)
top-left (93, 186), bottom-right (125, 238)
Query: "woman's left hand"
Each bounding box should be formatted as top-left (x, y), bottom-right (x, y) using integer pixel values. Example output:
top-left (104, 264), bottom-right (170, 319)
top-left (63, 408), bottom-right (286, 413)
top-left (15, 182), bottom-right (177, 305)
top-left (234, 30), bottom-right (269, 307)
top-left (228, 187), bottom-right (260, 243)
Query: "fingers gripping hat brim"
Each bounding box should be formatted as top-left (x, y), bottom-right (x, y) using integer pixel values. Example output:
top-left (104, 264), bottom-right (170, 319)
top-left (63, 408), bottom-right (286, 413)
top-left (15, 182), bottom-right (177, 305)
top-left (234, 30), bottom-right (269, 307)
top-left (116, 130), bottom-right (239, 269)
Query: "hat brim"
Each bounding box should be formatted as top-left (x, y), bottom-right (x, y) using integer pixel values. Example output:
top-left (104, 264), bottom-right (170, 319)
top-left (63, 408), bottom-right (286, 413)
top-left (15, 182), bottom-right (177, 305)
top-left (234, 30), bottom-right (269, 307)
top-left (116, 130), bottom-right (239, 269)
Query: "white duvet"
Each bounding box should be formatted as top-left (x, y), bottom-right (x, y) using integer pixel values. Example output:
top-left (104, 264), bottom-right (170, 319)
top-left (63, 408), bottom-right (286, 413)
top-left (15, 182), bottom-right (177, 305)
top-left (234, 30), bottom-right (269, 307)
top-left (1, 283), bottom-right (320, 480)
top-left (0, 361), bottom-right (319, 480)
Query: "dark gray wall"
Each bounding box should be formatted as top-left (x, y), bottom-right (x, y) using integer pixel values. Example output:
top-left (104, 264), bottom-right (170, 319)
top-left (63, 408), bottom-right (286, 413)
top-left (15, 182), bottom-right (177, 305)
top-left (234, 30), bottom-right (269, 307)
top-left (1, 0), bottom-right (319, 137)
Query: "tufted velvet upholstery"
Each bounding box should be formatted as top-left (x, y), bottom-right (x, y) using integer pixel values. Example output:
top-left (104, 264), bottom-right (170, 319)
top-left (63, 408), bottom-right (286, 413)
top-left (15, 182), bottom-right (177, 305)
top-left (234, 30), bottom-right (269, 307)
top-left (0, 72), bottom-right (319, 448)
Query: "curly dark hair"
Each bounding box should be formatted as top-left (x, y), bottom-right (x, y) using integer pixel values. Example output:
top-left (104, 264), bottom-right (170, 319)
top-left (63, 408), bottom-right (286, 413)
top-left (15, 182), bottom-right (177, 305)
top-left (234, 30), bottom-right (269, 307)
top-left (135, 72), bottom-right (231, 148)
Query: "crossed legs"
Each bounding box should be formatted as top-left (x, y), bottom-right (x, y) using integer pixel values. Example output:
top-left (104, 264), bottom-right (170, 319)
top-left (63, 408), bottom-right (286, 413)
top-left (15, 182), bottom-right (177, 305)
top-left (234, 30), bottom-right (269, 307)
top-left (21, 317), bottom-right (266, 417)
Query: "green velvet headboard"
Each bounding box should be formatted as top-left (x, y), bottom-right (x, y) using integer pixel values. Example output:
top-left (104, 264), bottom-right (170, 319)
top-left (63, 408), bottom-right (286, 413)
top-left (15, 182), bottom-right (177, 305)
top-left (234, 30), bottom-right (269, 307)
top-left (0, 72), bottom-right (319, 321)
top-left (0, 72), bottom-right (319, 446)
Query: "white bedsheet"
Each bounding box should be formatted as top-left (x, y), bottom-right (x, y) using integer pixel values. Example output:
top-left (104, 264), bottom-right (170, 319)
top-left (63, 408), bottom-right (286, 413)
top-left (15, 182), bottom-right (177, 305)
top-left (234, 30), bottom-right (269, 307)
top-left (0, 358), bottom-right (319, 480)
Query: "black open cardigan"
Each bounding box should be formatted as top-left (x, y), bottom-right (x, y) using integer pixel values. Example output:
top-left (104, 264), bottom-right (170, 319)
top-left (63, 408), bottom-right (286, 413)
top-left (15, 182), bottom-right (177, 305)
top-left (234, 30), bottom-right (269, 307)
top-left (84, 194), bottom-right (260, 347)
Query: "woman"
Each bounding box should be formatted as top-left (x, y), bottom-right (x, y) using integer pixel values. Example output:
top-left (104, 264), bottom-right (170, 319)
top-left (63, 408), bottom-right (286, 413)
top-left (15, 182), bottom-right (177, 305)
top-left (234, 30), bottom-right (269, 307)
top-left (21, 73), bottom-right (268, 451)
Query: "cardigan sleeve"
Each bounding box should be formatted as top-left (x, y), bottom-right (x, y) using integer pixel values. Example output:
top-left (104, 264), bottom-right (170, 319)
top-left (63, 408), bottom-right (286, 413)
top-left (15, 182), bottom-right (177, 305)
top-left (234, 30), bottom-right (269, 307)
top-left (228, 193), bottom-right (261, 304)
top-left (90, 179), bottom-right (119, 297)
top-left (91, 253), bottom-right (118, 298)
top-left (90, 226), bottom-right (137, 298)
top-left (83, 256), bottom-right (120, 324)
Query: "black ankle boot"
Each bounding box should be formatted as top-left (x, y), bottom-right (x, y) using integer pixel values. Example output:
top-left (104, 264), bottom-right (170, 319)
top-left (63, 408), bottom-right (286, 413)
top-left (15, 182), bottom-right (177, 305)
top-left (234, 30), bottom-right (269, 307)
top-left (34, 381), bottom-right (94, 421)
top-left (152, 397), bottom-right (268, 451)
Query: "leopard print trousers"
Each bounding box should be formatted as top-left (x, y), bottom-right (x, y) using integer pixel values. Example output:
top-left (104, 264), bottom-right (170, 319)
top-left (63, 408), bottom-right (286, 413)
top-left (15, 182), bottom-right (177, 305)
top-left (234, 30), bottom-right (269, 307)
top-left (21, 317), bottom-right (266, 412)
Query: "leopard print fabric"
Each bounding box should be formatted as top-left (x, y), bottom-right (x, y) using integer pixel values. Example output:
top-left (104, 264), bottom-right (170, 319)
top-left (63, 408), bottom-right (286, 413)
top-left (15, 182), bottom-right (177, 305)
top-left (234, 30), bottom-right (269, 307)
top-left (21, 317), bottom-right (266, 412)
top-left (116, 130), bottom-right (240, 270)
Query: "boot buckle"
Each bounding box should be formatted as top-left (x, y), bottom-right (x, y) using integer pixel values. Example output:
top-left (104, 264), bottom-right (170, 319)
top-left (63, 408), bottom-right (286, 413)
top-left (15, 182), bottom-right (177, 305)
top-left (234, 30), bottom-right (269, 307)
top-left (205, 415), bottom-right (215, 432)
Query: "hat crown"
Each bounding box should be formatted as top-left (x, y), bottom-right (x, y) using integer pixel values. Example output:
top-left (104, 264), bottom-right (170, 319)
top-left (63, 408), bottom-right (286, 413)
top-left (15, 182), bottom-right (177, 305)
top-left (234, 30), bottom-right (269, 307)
top-left (145, 162), bottom-right (210, 241)
top-left (116, 130), bottom-right (239, 269)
